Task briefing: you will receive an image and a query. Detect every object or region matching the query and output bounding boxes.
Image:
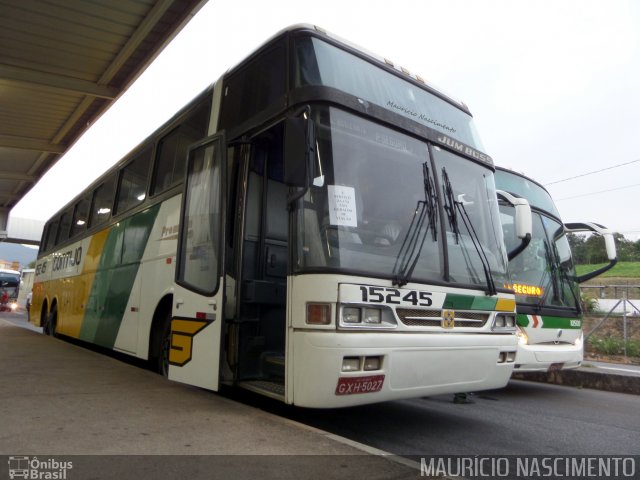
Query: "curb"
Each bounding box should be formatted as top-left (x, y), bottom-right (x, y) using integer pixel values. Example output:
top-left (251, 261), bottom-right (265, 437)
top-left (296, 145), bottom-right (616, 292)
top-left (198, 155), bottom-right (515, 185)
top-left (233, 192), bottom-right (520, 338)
top-left (512, 368), bottom-right (640, 395)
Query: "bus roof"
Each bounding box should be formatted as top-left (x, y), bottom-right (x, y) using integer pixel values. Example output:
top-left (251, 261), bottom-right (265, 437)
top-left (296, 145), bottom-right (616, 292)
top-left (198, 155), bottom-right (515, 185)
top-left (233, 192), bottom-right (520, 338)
top-left (0, 268), bottom-right (20, 275)
top-left (222, 24), bottom-right (472, 115)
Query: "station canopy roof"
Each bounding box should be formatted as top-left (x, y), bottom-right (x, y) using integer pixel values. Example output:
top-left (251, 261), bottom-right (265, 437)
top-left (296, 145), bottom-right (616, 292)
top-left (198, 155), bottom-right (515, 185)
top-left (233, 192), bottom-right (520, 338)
top-left (0, 0), bottom-right (207, 215)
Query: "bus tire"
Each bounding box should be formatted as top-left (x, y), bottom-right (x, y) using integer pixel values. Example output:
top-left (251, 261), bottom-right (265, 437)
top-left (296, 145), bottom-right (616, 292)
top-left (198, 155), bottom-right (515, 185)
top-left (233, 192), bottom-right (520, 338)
top-left (151, 311), bottom-right (172, 377)
top-left (45, 305), bottom-right (57, 337)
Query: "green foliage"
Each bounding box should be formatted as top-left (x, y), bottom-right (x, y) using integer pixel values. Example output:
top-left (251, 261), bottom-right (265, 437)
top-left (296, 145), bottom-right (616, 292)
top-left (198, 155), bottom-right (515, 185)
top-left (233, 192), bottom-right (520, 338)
top-left (575, 261), bottom-right (640, 278)
top-left (588, 335), bottom-right (624, 355)
top-left (627, 340), bottom-right (640, 358)
top-left (588, 335), bottom-right (640, 358)
top-left (569, 232), bottom-right (640, 265)
top-left (580, 294), bottom-right (598, 313)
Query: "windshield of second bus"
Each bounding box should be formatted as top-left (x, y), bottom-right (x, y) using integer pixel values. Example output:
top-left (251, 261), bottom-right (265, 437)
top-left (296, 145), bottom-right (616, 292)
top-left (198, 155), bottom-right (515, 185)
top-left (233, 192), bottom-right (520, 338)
top-left (501, 207), bottom-right (580, 310)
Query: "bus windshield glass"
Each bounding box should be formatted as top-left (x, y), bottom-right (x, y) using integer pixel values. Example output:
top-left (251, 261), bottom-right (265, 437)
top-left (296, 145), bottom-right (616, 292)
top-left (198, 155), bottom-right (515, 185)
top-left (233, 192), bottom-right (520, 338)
top-left (494, 169), bottom-right (560, 217)
top-left (0, 272), bottom-right (20, 299)
top-left (294, 36), bottom-right (484, 149)
top-left (501, 206), bottom-right (580, 310)
top-left (294, 106), bottom-right (509, 289)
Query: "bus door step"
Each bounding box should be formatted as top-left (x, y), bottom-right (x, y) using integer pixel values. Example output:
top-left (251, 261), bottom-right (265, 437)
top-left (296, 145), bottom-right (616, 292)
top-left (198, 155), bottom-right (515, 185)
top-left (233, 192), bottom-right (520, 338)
top-left (261, 352), bottom-right (285, 379)
top-left (238, 380), bottom-right (285, 401)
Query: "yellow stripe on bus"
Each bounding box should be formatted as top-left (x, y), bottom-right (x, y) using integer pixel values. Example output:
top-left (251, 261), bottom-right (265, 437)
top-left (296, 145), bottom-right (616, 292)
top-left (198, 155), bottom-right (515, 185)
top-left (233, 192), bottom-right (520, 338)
top-left (495, 297), bottom-right (516, 312)
top-left (58, 229), bottom-right (111, 338)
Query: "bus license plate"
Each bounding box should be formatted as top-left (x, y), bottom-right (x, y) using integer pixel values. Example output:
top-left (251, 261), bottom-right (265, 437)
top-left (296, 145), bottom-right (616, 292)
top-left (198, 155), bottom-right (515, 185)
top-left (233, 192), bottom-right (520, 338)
top-left (335, 375), bottom-right (385, 395)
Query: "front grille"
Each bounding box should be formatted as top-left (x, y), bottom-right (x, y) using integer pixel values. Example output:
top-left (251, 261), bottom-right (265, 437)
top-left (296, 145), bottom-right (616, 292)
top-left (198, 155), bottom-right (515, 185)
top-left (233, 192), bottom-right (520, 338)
top-left (397, 308), bottom-right (490, 328)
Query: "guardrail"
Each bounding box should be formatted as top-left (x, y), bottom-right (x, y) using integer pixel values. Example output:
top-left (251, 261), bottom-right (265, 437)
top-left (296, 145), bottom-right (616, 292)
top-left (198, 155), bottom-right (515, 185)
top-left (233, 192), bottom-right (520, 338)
top-left (581, 284), bottom-right (640, 299)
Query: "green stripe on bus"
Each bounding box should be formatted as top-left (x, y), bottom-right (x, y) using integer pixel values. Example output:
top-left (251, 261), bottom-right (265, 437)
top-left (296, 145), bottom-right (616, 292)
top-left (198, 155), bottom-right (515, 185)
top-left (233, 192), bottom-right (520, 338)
top-left (515, 313), bottom-right (582, 329)
top-left (539, 315), bottom-right (582, 329)
top-left (516, 314), bottom-right (529, 327)
top-left (443, 294), bottom-right (496, 311)
top-left (80, 205), bottom-right (161, 347)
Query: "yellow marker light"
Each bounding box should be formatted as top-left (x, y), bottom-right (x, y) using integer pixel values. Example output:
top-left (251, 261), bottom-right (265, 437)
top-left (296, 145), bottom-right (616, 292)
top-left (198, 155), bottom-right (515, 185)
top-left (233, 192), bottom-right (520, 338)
top-left (307, 303), bottom-right (331, 325)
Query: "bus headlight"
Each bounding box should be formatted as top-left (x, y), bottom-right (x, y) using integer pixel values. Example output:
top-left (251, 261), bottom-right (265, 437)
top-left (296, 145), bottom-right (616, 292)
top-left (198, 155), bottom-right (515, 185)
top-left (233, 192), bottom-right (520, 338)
top-left (342, 307), bottom-right (361, 324)
top-left (10, 302), bottom-right (18, 311)
top-left (516, 326), bottom-right (528, 345)
top-left (492, 313), bottom-right (516, 331)
top-left (574, 332), bottom-right (583, 347)
top-left (339, 305), bottom-right (396, 329)
top-left (363, 308), bottom-right (382, 324)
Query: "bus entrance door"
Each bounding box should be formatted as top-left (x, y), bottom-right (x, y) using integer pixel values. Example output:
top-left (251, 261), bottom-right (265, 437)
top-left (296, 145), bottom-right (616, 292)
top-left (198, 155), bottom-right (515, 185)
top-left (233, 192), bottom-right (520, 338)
top-left (236, 127), bottom-right (288, 396)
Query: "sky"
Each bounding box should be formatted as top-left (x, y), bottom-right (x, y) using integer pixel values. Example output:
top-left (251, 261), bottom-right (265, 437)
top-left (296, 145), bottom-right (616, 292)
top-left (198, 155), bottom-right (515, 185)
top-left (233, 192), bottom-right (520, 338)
top-left (11, 0), bottom-right (640, 240)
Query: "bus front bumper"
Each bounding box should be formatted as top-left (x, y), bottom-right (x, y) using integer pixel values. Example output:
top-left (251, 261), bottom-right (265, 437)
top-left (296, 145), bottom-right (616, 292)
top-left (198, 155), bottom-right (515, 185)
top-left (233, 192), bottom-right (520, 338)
top-left (290, 330), bottom-right (517, 408)
top-left (513, 342), bottom-right (583, 373)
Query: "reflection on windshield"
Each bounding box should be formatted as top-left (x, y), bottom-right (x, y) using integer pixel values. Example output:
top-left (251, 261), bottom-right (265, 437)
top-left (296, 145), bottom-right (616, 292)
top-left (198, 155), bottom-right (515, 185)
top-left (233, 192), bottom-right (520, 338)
top-left (501, 207), bottom-right (580, 310)
top-left (295, 107), bottom-right (509, 289)
top-left (392, 161), bottom-right (439, 287)
top-left (433, 147), bottom-right (508, 288)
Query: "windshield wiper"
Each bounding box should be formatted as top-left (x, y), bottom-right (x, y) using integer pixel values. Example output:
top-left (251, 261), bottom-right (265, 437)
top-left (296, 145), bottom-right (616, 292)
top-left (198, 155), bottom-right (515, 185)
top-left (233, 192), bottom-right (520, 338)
top-left (442, 168), bottom-right (460, 243)
top-left (442, 167), bottom-right (497, 296)
top-left (531, 241), bottom-right (559, 312)
top-left (392, 162), bottom-right (438, 287)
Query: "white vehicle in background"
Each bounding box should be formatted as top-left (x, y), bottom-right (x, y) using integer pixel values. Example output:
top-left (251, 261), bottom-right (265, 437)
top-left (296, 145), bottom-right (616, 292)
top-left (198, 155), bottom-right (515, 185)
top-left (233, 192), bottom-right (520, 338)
top-left (496, 167), bottom-right (617, 372)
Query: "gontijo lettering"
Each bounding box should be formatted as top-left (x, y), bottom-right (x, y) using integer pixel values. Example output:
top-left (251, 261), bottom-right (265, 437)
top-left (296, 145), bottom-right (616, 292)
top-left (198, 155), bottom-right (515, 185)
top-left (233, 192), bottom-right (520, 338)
top-left (51, 247), bottom-right (83, 272)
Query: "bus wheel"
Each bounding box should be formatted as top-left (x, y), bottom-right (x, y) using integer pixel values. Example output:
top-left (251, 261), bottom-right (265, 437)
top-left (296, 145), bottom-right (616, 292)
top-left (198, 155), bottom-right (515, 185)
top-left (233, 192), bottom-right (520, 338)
top-left (153, 312), bottom-right (171, 377)
top-left (44, 305), bottom-right (57, 337)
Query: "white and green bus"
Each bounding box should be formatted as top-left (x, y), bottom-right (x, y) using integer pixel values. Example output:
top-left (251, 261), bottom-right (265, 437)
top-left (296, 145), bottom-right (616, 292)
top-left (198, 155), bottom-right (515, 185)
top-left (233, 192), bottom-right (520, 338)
top-left (496, 167), bottom-right (617, 372)
top-left (32, 25), bottom-right (526, 408)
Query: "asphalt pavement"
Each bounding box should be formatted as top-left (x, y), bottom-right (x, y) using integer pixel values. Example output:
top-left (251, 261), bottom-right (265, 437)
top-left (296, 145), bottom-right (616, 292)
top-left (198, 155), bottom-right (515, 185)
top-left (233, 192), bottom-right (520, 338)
top-left (0, 312), bottom-right (420, 480)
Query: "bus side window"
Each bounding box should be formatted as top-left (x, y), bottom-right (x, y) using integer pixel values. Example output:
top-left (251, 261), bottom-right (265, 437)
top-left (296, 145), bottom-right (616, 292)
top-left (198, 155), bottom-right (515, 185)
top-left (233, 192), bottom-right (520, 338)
top-left (219, 40), bottom-right (286, 131)
top-left (44, 219), bottom-right (59, 252)
top-left (152, 102), bottom-right (210, 196)
top-left (89, 174), bottom-right (116, 228)
top-left (39, 223), bottom-right (50, 252)
top-left (71, 194), bottom-right (91, 238)
top-left (56, 208), bottom-right (73, 245)
top-left (115, 146), bottom-right (152, 215)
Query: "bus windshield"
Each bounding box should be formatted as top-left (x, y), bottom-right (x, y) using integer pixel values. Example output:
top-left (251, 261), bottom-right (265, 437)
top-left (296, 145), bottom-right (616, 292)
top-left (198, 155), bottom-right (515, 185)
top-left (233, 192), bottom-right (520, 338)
top-left (501, 206), bottom-right (580, 310)
top-left (294, 106), bottom-right (509, 289)
top-left (0, 272), bottom-right (20, 299)
top-left (494, 169), bottom-right (560, 218)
